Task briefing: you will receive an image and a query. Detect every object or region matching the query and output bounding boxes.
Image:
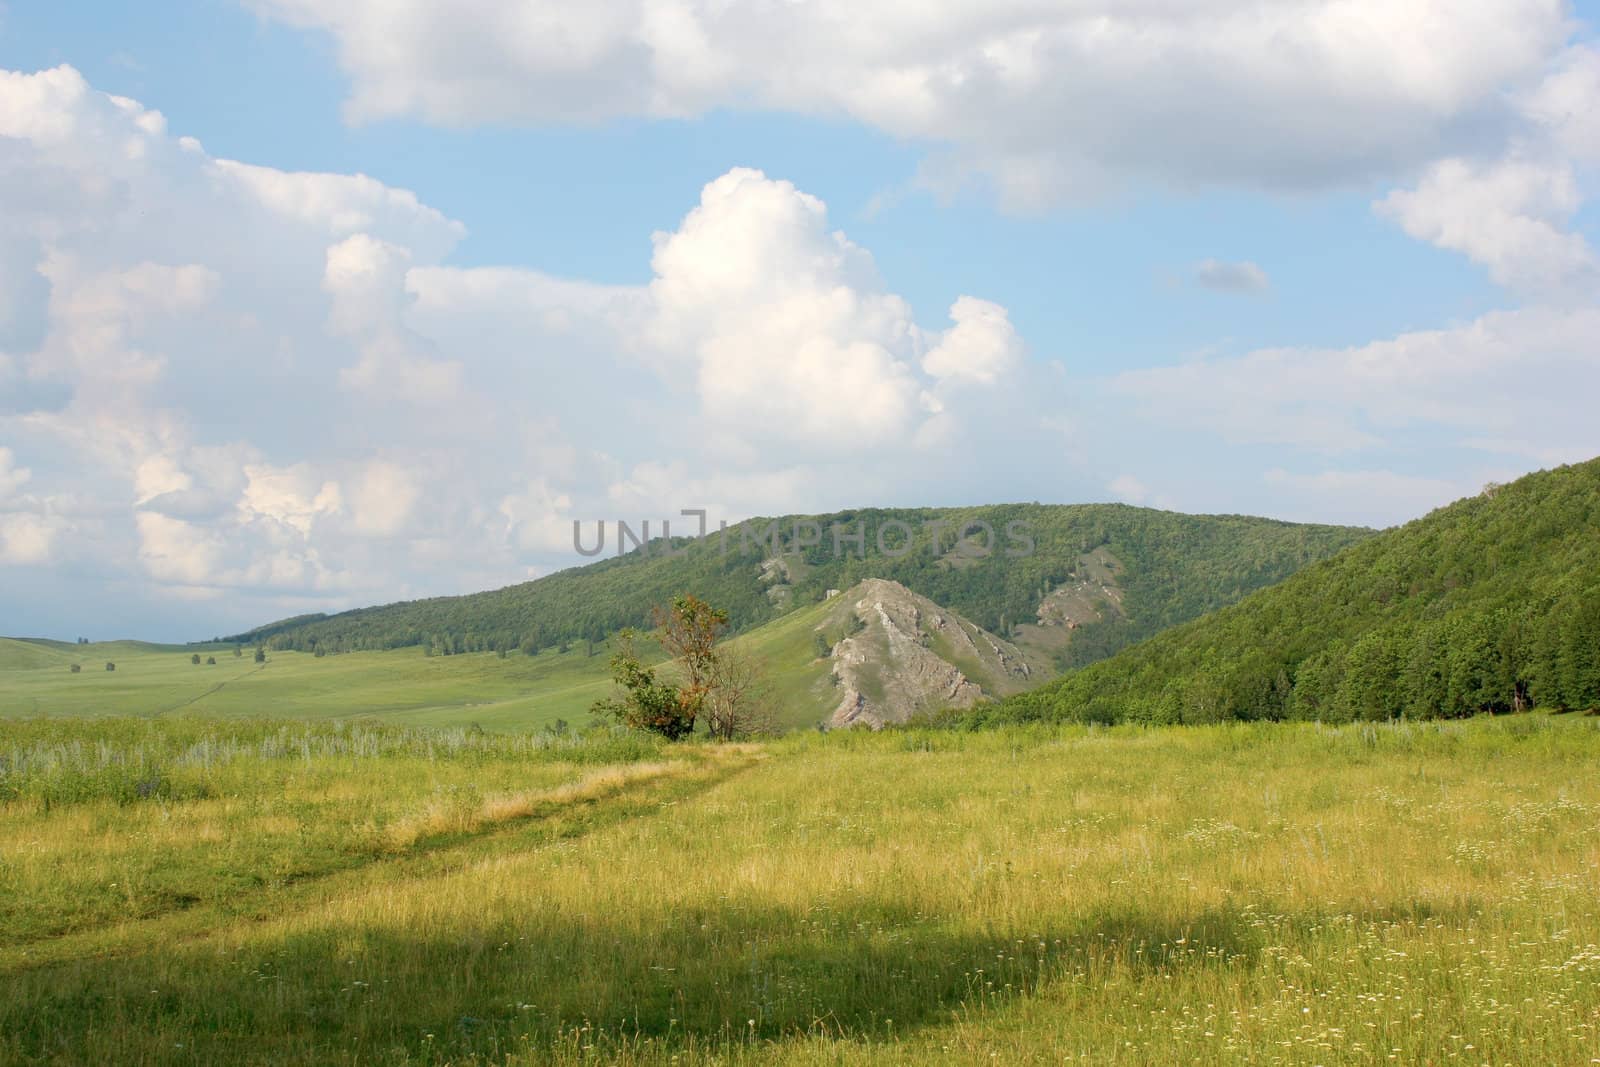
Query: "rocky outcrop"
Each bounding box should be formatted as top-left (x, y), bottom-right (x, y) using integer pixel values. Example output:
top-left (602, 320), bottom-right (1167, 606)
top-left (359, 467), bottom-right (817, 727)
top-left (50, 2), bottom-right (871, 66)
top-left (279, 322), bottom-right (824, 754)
top-left (824, 578), bottom-right (1033, 729)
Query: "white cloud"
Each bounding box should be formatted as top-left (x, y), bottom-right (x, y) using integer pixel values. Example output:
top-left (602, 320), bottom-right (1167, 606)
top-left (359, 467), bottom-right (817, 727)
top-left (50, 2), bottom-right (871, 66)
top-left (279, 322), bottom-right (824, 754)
top-left (0, 513), bottom-right (59, 565)
top-left (1115, 305), bottom-right (1600, 458)
top-left (922, 297), bottom-right (1024, 386)
top-left (1108, 475), bottom-right (1149, 505)
top-left (636, 168), bottom-right (1035, 454)
top-left (0, 448), bottom-right (31, 499)
top-left (348, 461), bottom-right (420, 537)
top-left (325, 234), bottom-right (466, 404)
top-left (1263, 468), bottom-right (1472, 527)
top-left (1522, 45), bottom-right (1600, 165)
top-left (246, 0), bottom-right (1574, 204)
top-left (1377, 156), bottom-right (1597, 294)
top-left (645, 168), bottom-right (922, 448)
top-left (134, 512), bottom-right (227, 587)
top-left (1370, 42), bottom-right (1600, 297)
top-left (239, 463), bottom-right (341, 535)
top-left (1192, 259), bottom-right (1270, 294)
top-left (0, 67), bottom-right (1057, 634)
top-left (213, 160), bottom-right (465, 262)
top-left (498, 478), bottom-right (576, 555)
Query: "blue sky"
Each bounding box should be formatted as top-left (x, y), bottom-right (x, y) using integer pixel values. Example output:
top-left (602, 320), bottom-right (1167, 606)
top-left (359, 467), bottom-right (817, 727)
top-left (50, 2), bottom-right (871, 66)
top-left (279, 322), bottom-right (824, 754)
top-left (2, 0), bottom-right (1599, 639)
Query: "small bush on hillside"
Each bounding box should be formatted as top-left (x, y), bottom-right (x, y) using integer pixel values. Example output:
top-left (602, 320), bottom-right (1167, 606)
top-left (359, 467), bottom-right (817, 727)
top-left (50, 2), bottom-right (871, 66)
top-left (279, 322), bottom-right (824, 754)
top-left (593, 630), bottom-right (696, 741)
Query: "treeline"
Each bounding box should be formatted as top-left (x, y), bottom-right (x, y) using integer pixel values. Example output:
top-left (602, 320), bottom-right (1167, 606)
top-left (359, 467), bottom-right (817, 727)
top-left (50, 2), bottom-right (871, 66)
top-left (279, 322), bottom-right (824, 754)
top-left (973, 459), bottom-right (1600, 727)
top-left (225, 504), bottom-right (1371, 668)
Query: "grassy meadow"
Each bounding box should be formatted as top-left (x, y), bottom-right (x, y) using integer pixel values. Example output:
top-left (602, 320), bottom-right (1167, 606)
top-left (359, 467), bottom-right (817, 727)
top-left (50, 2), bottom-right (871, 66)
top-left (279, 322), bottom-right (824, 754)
top-left (0, 620), bottom-right (842, 735)
top-left (0, 637), bottom-right (626, 732)
top-left (2, 712), bottom-right (1598, 1064)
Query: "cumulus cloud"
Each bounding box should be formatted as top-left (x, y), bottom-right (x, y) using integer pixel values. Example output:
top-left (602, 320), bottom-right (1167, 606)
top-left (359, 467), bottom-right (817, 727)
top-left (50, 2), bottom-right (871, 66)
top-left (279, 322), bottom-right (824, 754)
top-left (1371, 42), bottom-right (1600, 297)
top-left (1192, 259), bottom-right (1270, 294)
top-left (246, 0), bottom-right (1574, 204)
top-left (646, 168), bottom-right (925, 449)
top-left (0, 513), bottom-right (60, 565)
top-left (1377, 156), bottom-right (1597, 294)
top-left (922, 297), bottom-right (1024, 386)
top-left (0, 65), bottom-right (1059, 636)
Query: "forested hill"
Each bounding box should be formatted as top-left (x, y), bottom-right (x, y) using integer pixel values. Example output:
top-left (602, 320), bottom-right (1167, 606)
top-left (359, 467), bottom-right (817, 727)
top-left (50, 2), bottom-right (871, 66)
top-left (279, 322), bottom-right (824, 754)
top-left (224, 504), bottom-right (1372, 672)
top-left (975, 459), bottom-right (1600, 727)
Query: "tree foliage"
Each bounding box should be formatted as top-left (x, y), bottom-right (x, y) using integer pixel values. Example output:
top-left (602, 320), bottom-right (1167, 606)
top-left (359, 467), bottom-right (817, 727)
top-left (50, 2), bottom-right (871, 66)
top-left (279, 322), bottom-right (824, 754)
top-left (595, 597), bottom-right (771, 741)
top-left (974, 460), bottom-right (1600, 727)
top-left (592, 630), bottom-right (698, 741)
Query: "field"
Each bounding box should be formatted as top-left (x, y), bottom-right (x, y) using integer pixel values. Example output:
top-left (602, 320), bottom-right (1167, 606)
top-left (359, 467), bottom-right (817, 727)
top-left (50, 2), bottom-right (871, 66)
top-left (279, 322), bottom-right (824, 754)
top-left (0, 623), bottom-right (840, 735)
top-left (0, 637), bottom-right (638, 733)
top-left (3, 713), bottom-right (1599, 1064)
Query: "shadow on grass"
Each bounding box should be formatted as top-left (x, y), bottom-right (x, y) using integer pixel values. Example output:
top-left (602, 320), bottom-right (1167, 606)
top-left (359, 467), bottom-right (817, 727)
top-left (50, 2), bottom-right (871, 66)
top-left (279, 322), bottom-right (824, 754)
top-left (0, 896), bottom-right (1463, 1065)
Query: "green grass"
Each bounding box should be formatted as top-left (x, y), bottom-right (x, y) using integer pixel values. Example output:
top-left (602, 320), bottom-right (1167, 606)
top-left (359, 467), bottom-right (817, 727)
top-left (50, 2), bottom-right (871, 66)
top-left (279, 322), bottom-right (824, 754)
top-left (4, 712), bottom-right (1599, 1064)
top-left (727, 596), bottom-right (841, 731)
top-left (0, 616), bottom-right (847, 734)
top-left (0, 637), bottom-right (623, 731)
top-left (0, 717), bottom-right (677, 946)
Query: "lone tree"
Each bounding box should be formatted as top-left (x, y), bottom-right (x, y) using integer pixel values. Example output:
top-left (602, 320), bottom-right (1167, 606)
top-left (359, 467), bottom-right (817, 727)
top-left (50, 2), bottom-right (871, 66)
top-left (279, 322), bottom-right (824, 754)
top-left (656, 594), bottom-right (728, 719)
top-left (191, 653), bottom-right (201, 665)
top-left (593, 595), bottom-right (770, 742)
top-left (254, 646), bottom-right (266, 664)
top-left (105, 662), bottom-right (115, 672)
top-left (69, 663), bottom-right (81, 674)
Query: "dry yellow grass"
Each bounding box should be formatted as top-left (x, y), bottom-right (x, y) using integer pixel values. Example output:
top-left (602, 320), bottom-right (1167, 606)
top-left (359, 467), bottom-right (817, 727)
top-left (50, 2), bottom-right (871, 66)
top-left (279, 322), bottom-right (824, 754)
top-left (382, 761), bottom-right (688, 850)
top-left (3, 715), bottom-right (1598, 1065)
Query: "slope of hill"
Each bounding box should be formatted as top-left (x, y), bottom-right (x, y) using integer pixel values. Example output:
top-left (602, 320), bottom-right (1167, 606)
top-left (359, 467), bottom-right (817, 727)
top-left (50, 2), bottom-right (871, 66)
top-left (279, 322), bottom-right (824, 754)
top-left (977, 459), bottom-right (1600, 726)
top-left (0, 638), bottom-right (207, 671)
top-left (226, 504), bottom-right (1374, 682)
top-left (723, 579), bottom-right (1041, 730)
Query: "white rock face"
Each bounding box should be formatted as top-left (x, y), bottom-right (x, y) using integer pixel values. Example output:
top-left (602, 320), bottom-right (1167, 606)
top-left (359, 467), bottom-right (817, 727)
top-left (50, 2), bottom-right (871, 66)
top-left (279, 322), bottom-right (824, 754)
top-left (825, 578), bottom-right (1031, 729)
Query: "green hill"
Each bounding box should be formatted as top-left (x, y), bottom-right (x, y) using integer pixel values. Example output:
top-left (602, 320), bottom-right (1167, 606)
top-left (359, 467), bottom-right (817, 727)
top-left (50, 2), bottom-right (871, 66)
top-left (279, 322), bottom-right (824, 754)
top-left (977, 459), bottom-right (1600, 727)
top-left (225, 504), bottom-right (1374, 680)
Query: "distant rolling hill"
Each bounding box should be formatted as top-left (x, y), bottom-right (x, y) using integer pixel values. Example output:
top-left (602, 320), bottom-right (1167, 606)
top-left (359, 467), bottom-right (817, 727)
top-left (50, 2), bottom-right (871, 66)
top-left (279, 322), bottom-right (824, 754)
top-left (5, 504), bottom-right (1378, 732)
top-left (226, 503), bottom-right (1375, 683)
top-left (977, 459), bottom-right (1600, 726)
